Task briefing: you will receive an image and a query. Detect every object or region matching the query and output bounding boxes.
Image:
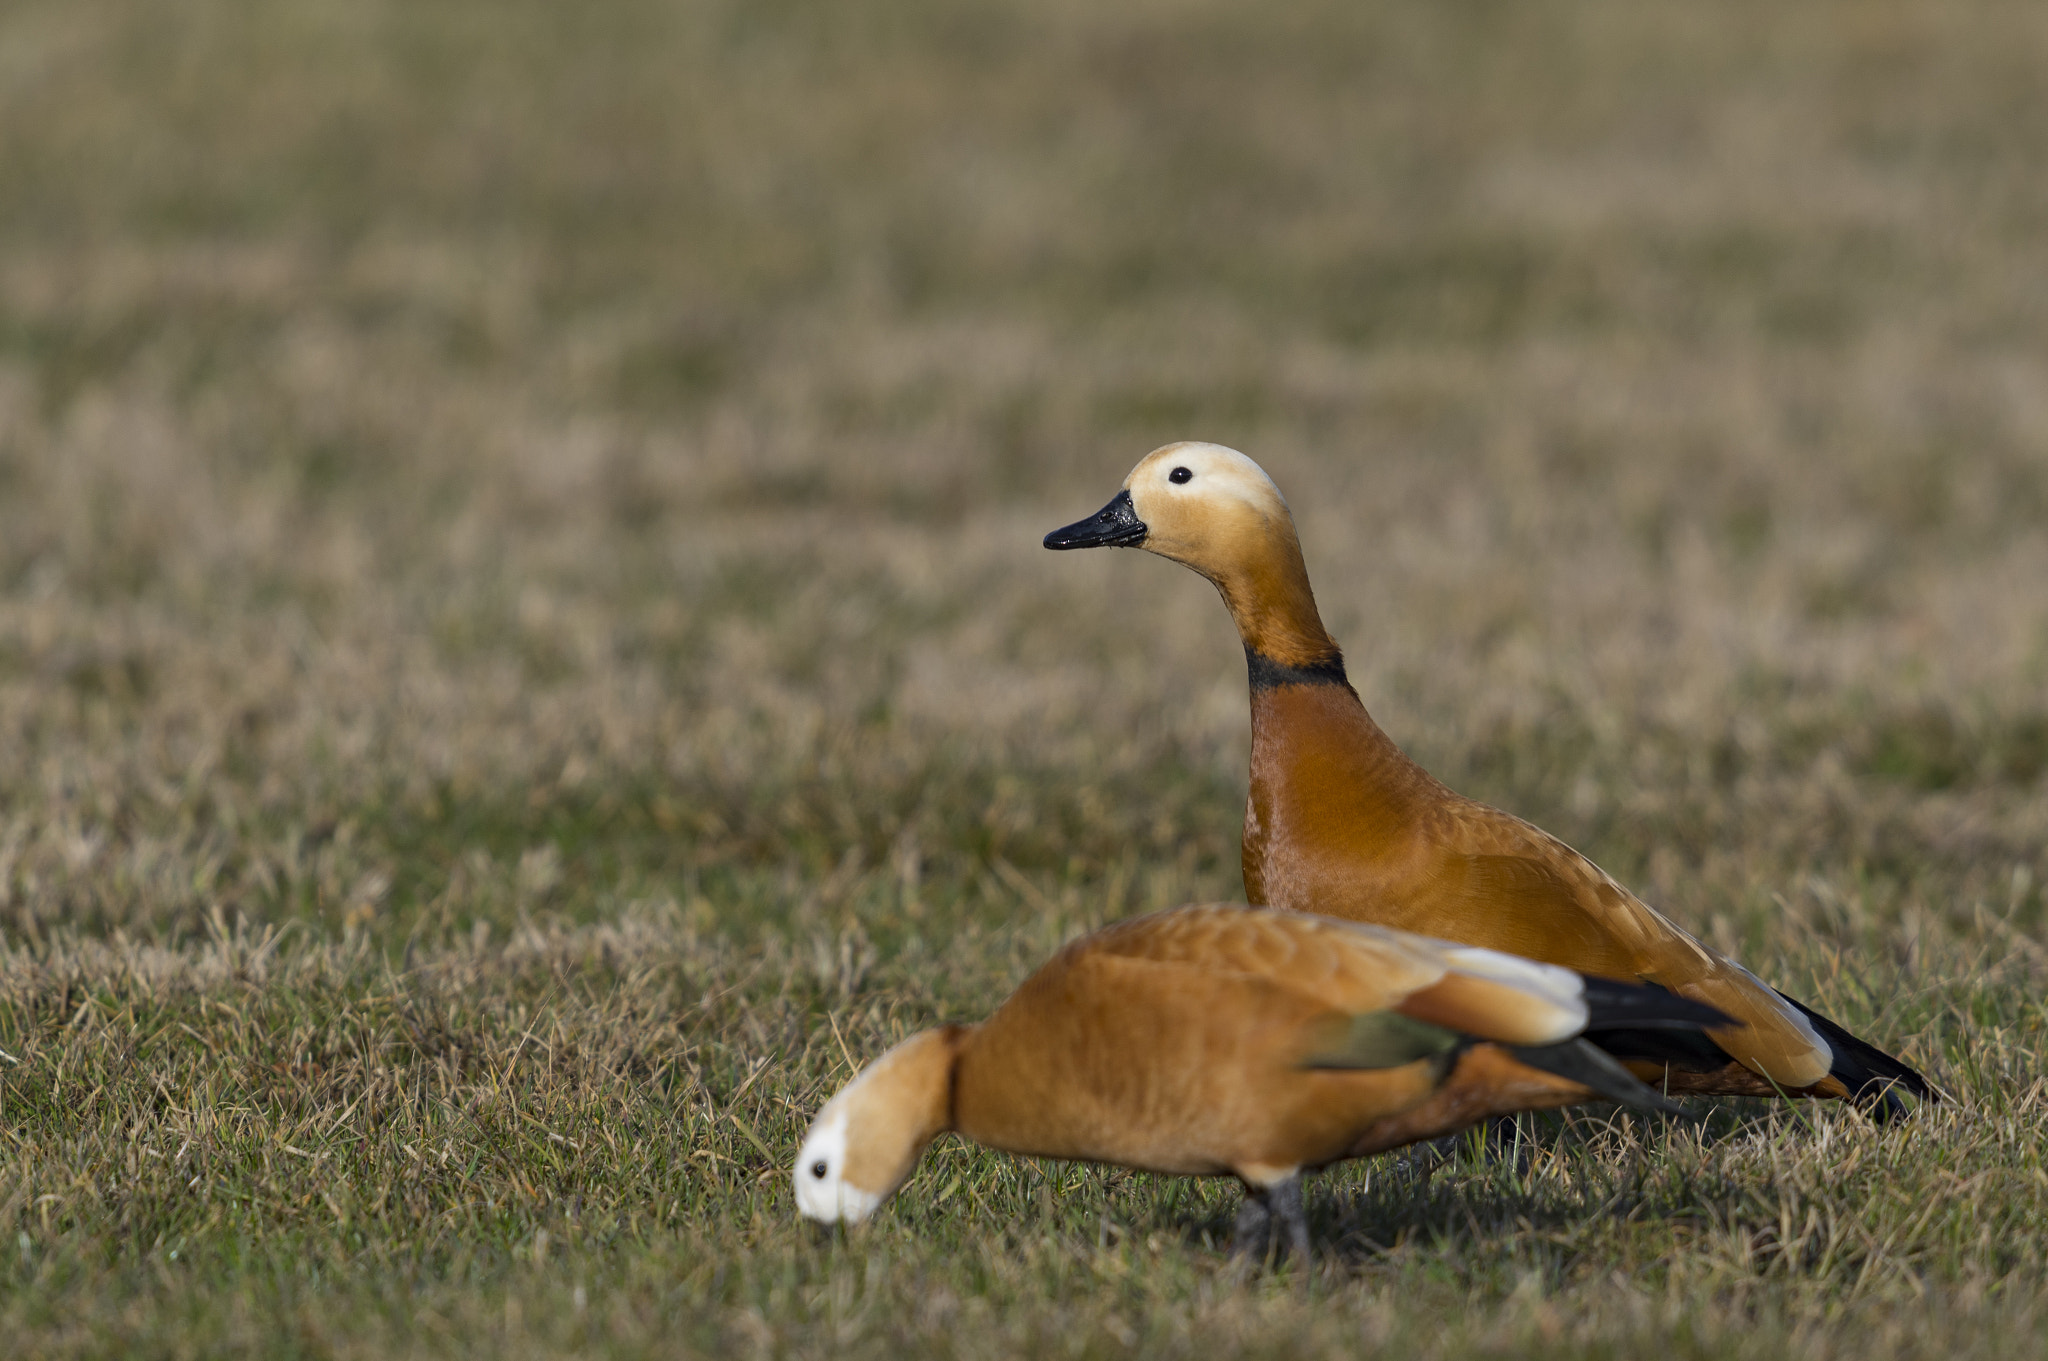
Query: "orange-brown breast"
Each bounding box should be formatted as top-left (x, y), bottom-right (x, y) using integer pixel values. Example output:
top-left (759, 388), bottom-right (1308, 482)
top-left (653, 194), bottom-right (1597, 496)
top-left (1243, 684), bottom-right (1450, 929)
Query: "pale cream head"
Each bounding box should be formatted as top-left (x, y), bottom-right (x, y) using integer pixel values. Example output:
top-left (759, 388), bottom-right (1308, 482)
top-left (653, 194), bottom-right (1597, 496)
top-left (1119, 442), bottom-right (1339, 669)
top-left (793, 1027), bottom-right (960, 1224)
top-left (1120, 442), bottom-right (1294, 574)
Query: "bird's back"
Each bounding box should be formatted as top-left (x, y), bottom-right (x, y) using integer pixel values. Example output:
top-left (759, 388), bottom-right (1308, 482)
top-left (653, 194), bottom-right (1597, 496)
top-left (951, 934), bottom-right (1440, 1177)
top-left (1245, 683), bottom-right (1836, 1091)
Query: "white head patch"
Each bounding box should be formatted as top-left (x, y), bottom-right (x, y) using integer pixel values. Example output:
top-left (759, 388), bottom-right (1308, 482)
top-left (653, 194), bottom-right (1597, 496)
top-left (792, 1105), bottom-right (883, 1223)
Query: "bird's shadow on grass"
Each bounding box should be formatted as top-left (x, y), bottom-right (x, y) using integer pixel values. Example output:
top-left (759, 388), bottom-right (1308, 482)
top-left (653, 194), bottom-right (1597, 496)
top-left (1152, 1098), bottom-right (1835, 1269)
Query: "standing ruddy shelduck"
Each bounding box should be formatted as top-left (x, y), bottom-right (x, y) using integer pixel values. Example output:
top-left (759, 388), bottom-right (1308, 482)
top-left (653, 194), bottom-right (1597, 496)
top-left (795, 904), bottom-right (1731, 1256)
top-left (1044, 443), bottom-right (1932, 1113)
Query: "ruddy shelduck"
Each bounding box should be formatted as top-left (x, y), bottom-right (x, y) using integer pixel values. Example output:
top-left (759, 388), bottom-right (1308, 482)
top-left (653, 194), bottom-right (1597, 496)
top-left (795, 904), bottom-right (1731, 1256)
top-left (1045, 443), bottom-right (1932, 1113)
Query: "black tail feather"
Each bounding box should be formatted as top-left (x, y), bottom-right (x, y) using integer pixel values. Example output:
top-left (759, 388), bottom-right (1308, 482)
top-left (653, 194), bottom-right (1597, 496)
top-left (1777, 991), bottom-right (1937, 1119)
top-left (1508, 1039), bottom-right (1692, 1117)
top-left (1576, 975), bottom-right (1744, 1076)
top-left (1577, 976), bottom-right (1736, 1033)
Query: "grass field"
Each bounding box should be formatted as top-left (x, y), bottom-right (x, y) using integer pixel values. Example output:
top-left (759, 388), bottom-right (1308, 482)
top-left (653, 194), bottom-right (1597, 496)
top-left (3, 0), bottom-right (2048, 1354)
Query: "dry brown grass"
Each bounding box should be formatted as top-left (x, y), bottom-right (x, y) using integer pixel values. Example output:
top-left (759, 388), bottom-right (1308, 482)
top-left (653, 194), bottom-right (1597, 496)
top-left (1, 0), bottom-right (2046, 1355)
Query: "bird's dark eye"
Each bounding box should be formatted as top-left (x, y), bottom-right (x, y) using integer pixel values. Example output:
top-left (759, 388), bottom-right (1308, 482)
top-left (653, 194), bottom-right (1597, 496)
top-left (1169, 467), bottom-right (1193, 484)
top-left (811, 1161), bottom-right (828, 1179)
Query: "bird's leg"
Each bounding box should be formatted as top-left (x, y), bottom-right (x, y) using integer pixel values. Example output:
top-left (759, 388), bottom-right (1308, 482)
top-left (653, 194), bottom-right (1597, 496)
top-left (1229, 1187), bottom-right (1274, 1261)
top-left (1399, 1136), bottom-right (1457, 1184)
top-left (1478, 1114), bottom-right (1535, 1173)
top-left (1267, 1175), bottom-right (1311, 1262)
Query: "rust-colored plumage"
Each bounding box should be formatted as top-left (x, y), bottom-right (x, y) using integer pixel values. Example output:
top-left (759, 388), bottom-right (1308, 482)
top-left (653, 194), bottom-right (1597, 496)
top-left (795, 905), bottom-right (1730, 1255)
top-left (1045, 443), bottom-right (1932, 1111)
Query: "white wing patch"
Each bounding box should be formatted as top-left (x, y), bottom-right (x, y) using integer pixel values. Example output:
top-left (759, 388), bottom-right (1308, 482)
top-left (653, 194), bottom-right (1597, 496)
top-left (1441, 944), bottom-right (1583, 1005)
top-left (1441, 944), bottom-right (1590, 1038)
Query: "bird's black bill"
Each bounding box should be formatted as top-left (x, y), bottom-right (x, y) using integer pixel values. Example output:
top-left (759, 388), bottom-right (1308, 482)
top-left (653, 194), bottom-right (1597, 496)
top-left (1043, 489), bottom-right (1148, 550)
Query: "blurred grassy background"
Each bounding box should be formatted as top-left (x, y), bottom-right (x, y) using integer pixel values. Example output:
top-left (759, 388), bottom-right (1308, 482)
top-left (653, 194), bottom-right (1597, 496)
top-left (2, 0), bottom-right (2046, 1355)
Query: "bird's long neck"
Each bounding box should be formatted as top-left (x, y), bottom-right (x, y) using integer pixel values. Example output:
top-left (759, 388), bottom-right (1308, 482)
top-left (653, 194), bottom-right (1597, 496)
top-left (1206, 523), bottom-right (1343, 671)
top-left (839, 1025), bottom-right (970, 1196)
top-left (1222, 544), bottom-right (1439, 911)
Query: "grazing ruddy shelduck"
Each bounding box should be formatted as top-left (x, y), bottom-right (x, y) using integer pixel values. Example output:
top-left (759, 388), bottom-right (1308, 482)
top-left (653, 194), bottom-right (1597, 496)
top-left (795, 904), bottom-right (1731, 1257)
top-left (1044, 443), bottom-right (1932, 1114)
